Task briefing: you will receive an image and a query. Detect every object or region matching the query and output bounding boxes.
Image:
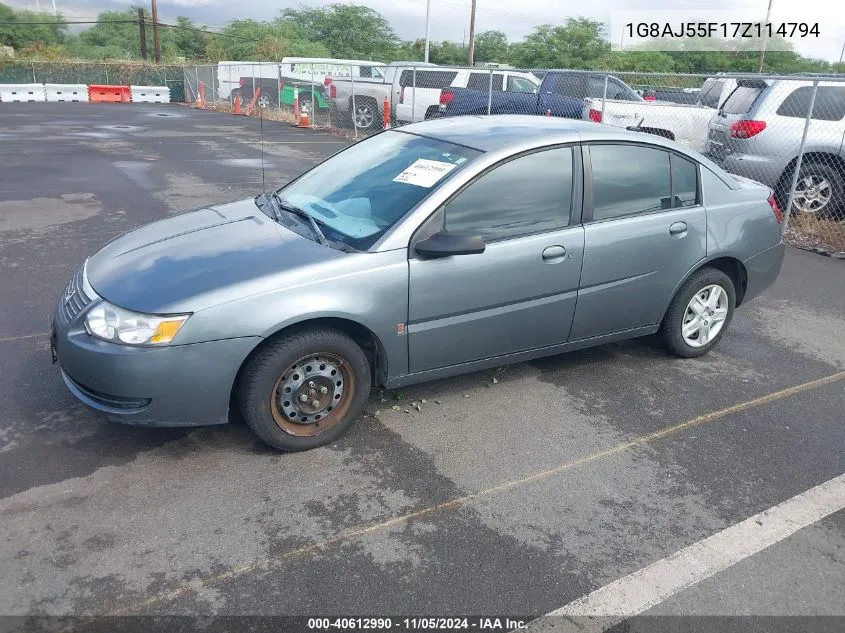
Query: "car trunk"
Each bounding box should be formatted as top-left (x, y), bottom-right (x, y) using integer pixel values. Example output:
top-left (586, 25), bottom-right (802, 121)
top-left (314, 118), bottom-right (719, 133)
top-left (707, 80), bottom-right (769, 161)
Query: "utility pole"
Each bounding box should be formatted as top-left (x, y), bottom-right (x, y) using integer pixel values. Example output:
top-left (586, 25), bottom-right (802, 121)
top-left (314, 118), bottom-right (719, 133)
top-left (757, 0), bottom-right (774, 73)
top-left (467, 0), bottom-right (476, 66)
top-left (424, 0), bottom-right (431, 63)
top-left (151, 0), bottom-right (161, 64)
top-left (138, 8), bottom-right (148, 61)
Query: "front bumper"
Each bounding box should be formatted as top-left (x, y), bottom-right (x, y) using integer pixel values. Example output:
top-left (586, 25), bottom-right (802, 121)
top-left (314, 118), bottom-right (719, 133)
top-left (52, 309), bottom-right (260, 427)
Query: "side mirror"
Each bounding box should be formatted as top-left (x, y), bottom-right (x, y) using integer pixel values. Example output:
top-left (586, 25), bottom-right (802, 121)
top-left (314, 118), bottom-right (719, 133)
top-left (415, 231), bottom-right (485, 259)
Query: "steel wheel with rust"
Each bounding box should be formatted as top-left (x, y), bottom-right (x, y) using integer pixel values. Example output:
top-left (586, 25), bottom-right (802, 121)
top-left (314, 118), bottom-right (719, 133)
top-left (238, 328), bottom-right (370, 451)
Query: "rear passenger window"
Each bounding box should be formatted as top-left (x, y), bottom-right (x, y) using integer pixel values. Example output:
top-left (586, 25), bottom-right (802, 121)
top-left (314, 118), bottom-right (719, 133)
top-left (467, 72), bottom-right (504, 92)
top-left (722, 85), bottom-right (764, 114)
top-left (401, 71), bottom-right (458, 89)
top-left (590, 145), bottom-right (671, 220)
top-left (671, 155), bottom-right (699, 207)
top-left (776, 86), bottom-right (845, 121)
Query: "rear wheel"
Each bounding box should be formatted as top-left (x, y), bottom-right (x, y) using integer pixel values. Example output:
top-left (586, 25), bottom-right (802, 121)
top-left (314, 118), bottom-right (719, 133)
top-left (256, 93), bottom-right (271, 109)
top-left (238, 328), bottom-right (371, 451)
top-left (788, 161), bottom-right (844, 218)
top-left (351, 98), bottom-right (378, 130)
top-left (661, 267), bottom-right (736, 358)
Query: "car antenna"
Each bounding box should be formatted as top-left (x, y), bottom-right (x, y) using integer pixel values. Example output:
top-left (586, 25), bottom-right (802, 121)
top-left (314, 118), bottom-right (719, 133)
top-left (259, 61), bottom-right (266, 194)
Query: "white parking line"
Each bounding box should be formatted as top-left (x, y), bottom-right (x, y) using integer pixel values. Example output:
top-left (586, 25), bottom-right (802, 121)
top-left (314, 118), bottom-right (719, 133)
top-left (537, 473), bottom-right (845, 630)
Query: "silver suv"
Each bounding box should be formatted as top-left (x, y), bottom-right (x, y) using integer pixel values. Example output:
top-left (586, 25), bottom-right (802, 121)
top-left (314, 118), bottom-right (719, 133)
top-left (705, 78), bottom-right (845, 219)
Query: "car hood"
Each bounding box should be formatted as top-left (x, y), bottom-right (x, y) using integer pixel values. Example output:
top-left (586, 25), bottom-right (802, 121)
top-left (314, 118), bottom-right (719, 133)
top-left (87, 198), bottom-right (340, 314)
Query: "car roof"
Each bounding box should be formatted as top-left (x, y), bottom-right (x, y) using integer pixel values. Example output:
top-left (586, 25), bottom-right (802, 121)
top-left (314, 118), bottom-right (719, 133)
top-left (400, 115), bottom-right (650, 152)
top-left (399, 115), bottom-right (735, 183)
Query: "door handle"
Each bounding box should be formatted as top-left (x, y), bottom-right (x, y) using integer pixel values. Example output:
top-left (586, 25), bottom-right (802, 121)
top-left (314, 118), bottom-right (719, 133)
top-left (542, 245), bottom-right (567, 263)
top-left (669, 222), bottom-right (688, 238)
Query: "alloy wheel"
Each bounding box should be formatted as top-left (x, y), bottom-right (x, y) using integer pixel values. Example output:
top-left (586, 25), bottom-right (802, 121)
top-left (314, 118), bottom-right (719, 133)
top-left (355, 104), bottom-right (375, 129)
top-left (682, 284), bottom-right (729, 348)
top-left (792, 174), bottom-right (832, 215)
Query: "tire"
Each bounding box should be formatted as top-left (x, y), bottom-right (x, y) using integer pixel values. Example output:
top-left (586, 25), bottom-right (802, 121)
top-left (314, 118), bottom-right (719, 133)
top-left (257, 93), bottom-right (271, 109)
top-left (238, 328), bottom-right (371, 452)
top-left (784, 161), bottom-right (844, 219)
top-left (351, 98), bottom-right (378, 131)
top-left (661, 267), bottom-right (736, 358)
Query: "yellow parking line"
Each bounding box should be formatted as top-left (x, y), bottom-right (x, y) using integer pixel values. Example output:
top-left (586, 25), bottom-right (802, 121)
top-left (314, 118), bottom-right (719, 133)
top-left (119, 369), bottom-right (845, 614)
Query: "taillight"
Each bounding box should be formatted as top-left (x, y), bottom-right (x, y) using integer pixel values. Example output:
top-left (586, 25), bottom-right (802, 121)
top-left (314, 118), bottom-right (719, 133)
top-left (768, 194), bottom-right (783, 224)
top-left (239, 78), bottom-right (244, 87)
top-left (730, 120), bottom-right (766, 139)
top-left (330, 84), bottom-right (336, 98)
top-left (588, 108), bottom-right (602, 122)
top-left (644, 95), bottom-right (656, 101)
top-left (439, 91), bottom-right (454, 106)
top-left (324, 76), bottom-right (332, 87)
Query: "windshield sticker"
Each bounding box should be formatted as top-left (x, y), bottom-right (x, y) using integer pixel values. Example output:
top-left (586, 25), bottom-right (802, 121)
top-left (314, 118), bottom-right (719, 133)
top-left (393, 159), bottom-right (458, 188)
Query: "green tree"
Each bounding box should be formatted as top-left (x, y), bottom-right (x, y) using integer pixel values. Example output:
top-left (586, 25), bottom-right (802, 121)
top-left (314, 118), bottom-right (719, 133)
top-left (474, 30), bottom-right (508, 63)
top-left (281, 4), bottom-right (398, 60)
top-left (0, 2), bottom-right (67, 50)
top-left (509, 19), bottom-right (610, 69)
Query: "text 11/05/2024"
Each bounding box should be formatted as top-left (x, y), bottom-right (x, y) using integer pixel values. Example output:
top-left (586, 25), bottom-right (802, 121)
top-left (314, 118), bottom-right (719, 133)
top-left (307, 617), bottom-right (528, 630)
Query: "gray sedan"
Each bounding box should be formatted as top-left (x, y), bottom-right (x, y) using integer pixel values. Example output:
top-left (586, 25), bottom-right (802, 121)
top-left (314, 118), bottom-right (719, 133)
top-left (51, 116), bottom-right (785, 451)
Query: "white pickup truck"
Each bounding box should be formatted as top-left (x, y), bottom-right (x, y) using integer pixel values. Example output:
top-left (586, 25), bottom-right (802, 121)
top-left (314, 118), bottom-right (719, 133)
top-left (582, 77), bottom-right (738, 152)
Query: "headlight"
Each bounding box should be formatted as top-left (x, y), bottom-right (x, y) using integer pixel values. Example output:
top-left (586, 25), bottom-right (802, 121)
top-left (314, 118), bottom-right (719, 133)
top-left (84, 302), bottom-right (190, 346)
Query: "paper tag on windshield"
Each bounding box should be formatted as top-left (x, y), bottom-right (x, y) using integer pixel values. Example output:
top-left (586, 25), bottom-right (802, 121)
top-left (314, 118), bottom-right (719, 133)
top-left (393, 159), bottom-right (457, 188)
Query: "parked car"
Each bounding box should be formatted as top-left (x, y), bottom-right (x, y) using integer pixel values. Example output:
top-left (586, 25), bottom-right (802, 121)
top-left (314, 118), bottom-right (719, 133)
top-left (392, 67), bottom-right (542, 124)
top-left (326, 62), bottom-right (440, 131)
top-left (705, 78), bottom-right (845, 218)
top-left (234, 57), bottom-right (385, 111)
top-left (583, 76), bottom-right (741, 152)
top-left (51, 116), bottom-right (785, 452)
top-left (438, 70), bottom-right (636, 120)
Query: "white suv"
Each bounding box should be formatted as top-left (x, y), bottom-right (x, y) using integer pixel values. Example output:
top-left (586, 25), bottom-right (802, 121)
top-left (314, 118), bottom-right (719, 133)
top-left (393, 68), bottom-right (540, 123)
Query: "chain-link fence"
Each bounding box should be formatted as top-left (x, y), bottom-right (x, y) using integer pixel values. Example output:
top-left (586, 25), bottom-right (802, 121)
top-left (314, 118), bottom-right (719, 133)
top-left (0, 60), bottom-right (186, 101)
top-left (5, 59), bottom-right (843, 254)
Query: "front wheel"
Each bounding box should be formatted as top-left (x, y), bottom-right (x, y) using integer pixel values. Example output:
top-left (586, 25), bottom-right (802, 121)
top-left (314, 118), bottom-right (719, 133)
top-left (257, 93), bottom-right (272, 109)
top-left (238, 328), bottom-right (371, 451)
top-left (661, 267), bottom-right (736, 358)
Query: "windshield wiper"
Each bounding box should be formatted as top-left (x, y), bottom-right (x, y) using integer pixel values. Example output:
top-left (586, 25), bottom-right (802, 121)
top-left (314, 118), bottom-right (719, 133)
top-left (271, 192), bottom-right (328, 247)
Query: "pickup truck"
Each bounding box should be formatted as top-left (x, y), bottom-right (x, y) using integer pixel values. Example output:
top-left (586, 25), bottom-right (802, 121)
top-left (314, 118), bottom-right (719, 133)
top-left (582, 76), bottom-right (739, 152)
top-left (439, 70), bottom-right (641, 119)
top-left (326, 62), bottom-right (438, 131)
top-left (233, 58), bottom-right (386, 112)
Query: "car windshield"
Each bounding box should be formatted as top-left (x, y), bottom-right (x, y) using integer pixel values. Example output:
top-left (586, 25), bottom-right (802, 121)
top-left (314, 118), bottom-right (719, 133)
top-left (275, 131), bottom-right (481, 250)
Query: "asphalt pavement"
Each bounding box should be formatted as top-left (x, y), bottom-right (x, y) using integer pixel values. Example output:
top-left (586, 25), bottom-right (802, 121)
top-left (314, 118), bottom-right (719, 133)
top-left (0, 104), bottom-right (843, 627)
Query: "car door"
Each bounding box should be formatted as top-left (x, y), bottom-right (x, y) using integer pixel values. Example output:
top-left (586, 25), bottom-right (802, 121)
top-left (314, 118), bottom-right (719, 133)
top-left (407, 146), bottom-right (585, 373)
top-left (569, 143), bottom-right (706, 340)
top-left (537, 74), bottom-right (588, 118)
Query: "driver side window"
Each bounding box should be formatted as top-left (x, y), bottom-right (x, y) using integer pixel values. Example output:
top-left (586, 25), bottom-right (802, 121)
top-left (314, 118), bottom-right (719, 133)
top-left (444, 147), bottom-right (574, 242)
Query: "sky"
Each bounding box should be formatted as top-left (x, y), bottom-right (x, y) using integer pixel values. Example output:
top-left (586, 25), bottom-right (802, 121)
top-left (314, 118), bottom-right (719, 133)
top-left (10, 0), bottom-right (845, 62)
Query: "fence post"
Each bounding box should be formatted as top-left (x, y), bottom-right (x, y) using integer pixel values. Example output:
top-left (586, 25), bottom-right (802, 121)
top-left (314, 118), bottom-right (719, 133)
top-left (487, 69), bottom-right (493, 115)
top-left (105, 67), bottom-right (109, 85)
top-left (31, 61), bottom-right (36, 83)
top-left (782, 79), bottom-right (819, 234)
top-left (411, 66), bottom-right (417, 124)
top-left (350, 66), bottom-right (359, 139)
top-left (601, 74), bottom-right (608, 122)
top-left (310, 62), bottom-right (315, 128)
